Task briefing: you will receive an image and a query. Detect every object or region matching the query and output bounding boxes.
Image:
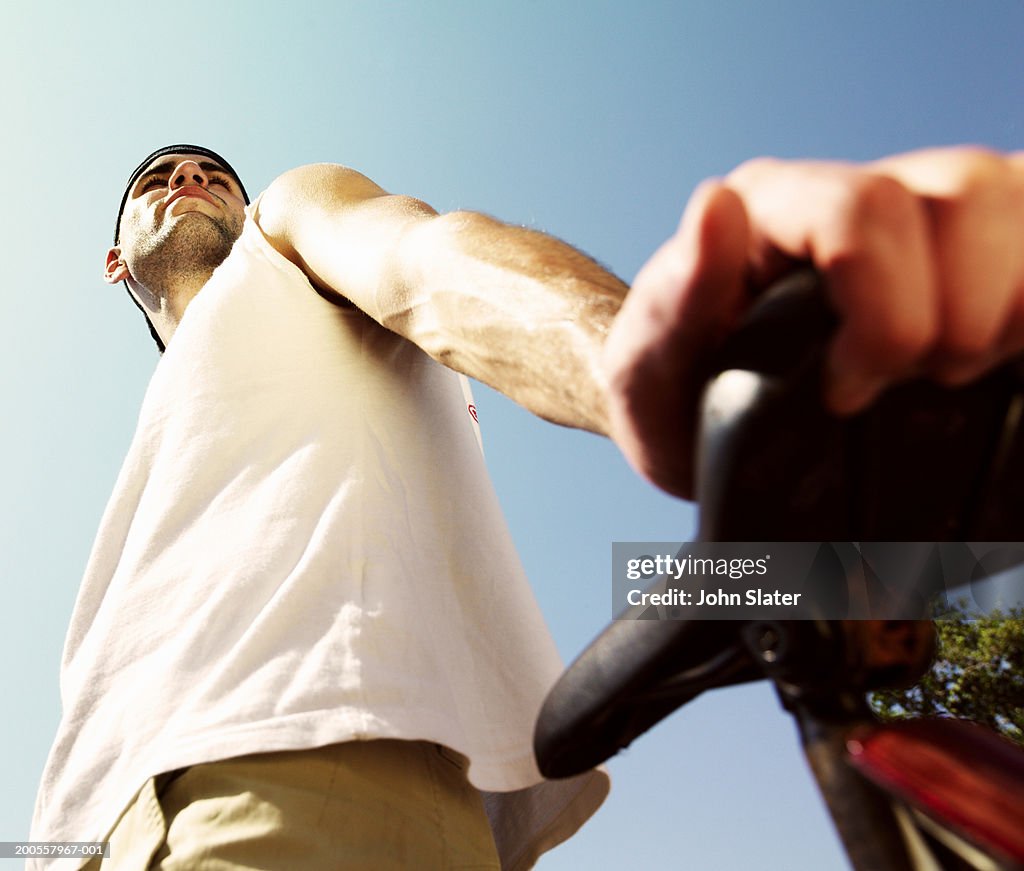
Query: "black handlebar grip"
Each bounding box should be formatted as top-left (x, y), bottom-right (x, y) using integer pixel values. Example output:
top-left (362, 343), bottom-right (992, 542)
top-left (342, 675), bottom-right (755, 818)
top-left (697, 269), bottom-right (1024, 541)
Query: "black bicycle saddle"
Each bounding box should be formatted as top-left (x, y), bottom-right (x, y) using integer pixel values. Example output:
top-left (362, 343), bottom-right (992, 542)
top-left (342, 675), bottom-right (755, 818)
top-left (535, 270), bottom-right (1024, 779)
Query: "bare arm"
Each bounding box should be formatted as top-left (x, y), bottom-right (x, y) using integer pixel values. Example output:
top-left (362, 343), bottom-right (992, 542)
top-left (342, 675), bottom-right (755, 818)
top-left (256, 150), bottom-right (1024, 502)
top-left (255, 163), bottom-right (627, 434)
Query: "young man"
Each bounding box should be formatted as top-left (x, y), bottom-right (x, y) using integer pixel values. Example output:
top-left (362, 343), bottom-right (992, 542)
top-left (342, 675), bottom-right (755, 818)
top-left (32, 143), bottom-right (1024, 869)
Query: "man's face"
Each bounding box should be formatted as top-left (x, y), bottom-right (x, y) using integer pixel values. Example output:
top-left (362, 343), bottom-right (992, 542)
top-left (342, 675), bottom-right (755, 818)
top-left (112, 152), bottom-right (247, 293)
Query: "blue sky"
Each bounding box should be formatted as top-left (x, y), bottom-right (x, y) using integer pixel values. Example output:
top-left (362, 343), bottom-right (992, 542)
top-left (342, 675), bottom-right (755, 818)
top-left (2, 2), bottom-right (1021, 868)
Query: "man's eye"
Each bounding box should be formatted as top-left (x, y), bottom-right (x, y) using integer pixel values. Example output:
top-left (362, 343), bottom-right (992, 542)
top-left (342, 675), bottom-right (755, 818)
top-left (140, 177), bottom-right (166, 192)
top-left (209, 174), bottom-right (232, 190)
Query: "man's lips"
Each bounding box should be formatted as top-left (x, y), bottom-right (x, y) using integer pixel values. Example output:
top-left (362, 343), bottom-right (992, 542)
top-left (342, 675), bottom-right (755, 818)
top-left (165, 186), bottom-right (216, 207)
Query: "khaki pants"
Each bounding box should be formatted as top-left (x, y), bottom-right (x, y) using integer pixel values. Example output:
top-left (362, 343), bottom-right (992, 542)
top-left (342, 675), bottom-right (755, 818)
top-left (86, 740), bottom-right (501, 870)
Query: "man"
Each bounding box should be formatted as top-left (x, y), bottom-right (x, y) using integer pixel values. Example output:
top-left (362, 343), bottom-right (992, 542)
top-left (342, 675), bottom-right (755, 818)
top-left (32, 143), bottom-right (1024, 869)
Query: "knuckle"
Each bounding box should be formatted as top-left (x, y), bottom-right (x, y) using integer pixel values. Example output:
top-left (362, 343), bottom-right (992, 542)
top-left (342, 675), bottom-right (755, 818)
top-left (820, 175), bottom-right (924, 272)
top-left (940, 147), bottom-right (1015, 207)
top-left (950, 145), bottom-right (1009, 185)
top-left (726, 156), bottom-right (780, 185)
top-left (845, 173), bottom-right (919, 231)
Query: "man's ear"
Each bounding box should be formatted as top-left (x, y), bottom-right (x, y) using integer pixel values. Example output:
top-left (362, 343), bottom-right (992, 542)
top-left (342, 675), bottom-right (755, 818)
top-left (104, 247), bottom-right (130, 284)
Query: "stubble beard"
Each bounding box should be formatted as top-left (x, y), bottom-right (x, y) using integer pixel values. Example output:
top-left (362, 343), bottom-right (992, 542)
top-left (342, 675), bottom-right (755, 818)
top-left (127, 211), bottom-right (244, 308)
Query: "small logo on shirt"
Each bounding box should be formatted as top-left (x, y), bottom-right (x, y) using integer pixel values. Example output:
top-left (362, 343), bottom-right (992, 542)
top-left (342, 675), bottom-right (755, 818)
top-left (468, 403), bottom-right (478, 423)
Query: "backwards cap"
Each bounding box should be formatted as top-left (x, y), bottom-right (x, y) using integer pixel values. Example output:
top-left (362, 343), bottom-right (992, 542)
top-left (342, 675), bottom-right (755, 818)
top-left (114, 143), bottom-right (250, 243)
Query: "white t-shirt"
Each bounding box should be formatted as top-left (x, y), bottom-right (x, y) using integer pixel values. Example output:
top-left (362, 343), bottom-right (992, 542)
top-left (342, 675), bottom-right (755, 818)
top-left (31, 205), bottom-right (608, 869)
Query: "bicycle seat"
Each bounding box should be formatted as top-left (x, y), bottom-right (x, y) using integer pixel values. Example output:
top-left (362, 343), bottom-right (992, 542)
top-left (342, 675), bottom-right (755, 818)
top-left (535, 271), bottom-right (1024, 779)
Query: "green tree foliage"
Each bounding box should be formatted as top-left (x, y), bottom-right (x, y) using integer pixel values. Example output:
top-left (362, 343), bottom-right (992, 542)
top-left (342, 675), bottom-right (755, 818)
top-left (870, 606), bottom-right (1024, 746)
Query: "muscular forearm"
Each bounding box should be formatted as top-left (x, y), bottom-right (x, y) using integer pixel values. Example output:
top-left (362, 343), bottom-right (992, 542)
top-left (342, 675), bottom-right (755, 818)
top-left (386, 210), bottom-right (628, 434)
top-left (258, 165), bottom-right (627, 434)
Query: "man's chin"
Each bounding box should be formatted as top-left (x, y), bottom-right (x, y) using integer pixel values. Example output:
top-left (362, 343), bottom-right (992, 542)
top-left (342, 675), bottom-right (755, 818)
top-left (132, 217), bottom-right (242, 284)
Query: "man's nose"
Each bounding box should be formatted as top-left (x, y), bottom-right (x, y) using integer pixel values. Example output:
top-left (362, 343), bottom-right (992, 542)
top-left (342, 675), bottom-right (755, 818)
top-left (168, 160), bottom-right (209, 190)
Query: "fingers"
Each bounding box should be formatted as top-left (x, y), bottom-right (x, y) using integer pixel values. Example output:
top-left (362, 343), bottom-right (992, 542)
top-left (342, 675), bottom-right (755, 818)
top-left (726, 160), bottom-right (939, 412)
top-left (875, 148), bottom-right (1024, 384)
top-left (819, 174), bottom-right (937, 411)
top-left (603, 180), bottom-right (750, 498)
top-left (929, 191), bottom-right (1020, 383)
top-left (813, 173), bottom-right (938, 412)
top-left (726, 149), bottom-right (1024, 413)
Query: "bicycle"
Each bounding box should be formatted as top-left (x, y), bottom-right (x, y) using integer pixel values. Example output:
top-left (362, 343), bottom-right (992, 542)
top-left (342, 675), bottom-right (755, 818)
top-left (534, 271), bottom-right (1024, 871)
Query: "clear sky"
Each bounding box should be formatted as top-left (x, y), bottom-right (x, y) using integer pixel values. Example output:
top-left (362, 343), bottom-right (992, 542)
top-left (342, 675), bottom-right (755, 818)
top-left (1, 2), bottom-right (1021, 868)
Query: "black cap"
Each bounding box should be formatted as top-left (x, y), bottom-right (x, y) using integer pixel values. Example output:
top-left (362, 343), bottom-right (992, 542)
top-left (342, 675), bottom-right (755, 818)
top-left (114, 143), bottom-right (250, 243)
